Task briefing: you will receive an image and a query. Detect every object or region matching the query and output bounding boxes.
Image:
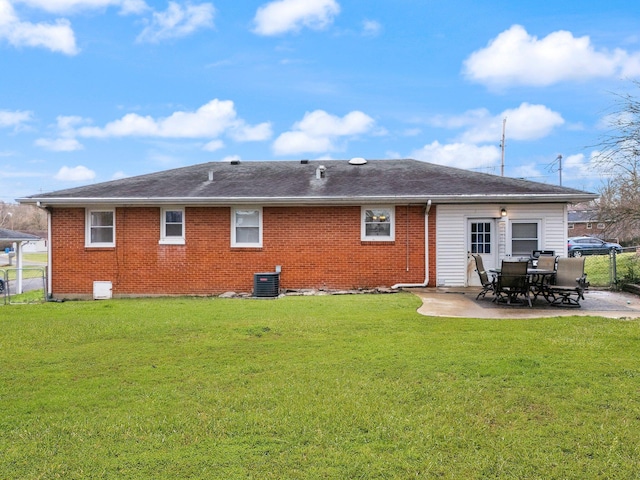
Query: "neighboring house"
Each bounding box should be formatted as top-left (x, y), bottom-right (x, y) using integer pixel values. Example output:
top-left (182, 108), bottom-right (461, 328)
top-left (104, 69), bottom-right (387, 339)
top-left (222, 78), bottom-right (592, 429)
top-left (567, 209), bottom-right (609, 239)
top-left (20, 231), bottom-right (47, 253)
top-left (18, 159), bottom-right (596, 299)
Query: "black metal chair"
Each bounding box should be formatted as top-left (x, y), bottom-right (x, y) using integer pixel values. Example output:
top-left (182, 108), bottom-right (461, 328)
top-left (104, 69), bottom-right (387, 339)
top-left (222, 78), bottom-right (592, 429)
top-left (494, 260), bottom-right (531, 307)
top-left (545, 257), bottom-right (589, 307)
top-left (471, 254), bottom-right (495, 300)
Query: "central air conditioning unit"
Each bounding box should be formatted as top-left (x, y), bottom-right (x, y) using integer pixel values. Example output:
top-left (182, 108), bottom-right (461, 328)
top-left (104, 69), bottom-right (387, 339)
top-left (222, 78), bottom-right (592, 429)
top-left (253, 272), bottom-right (280, 298)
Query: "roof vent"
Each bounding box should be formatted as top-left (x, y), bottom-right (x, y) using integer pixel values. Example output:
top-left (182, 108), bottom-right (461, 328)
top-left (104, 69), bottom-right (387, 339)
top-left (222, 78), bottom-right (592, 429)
top-left (349, 157), bottom-right (367, 165)
top-left (230, 160), bottom-right (240, 165)
top-left (208, 170), bottom-right (214, 181)
top-left (316, 165), bottom-right (326, 180)
top-left (300, 159), bottom-right (309, 164)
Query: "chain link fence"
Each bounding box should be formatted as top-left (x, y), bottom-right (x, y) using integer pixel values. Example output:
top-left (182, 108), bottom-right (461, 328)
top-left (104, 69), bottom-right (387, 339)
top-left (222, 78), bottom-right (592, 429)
top-left (0, 267), bottom-right (48, 304)
top-left (582, 247), bottom-right (640, 290)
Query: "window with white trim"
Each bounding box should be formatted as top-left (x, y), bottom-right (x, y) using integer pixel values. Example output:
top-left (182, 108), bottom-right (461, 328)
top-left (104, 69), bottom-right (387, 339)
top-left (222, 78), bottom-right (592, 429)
top-left (86, 208), bottom-right (115, 247)
top-left (361, 206), bottom-right (395, 241)
top-left (511, 221), bottom-right (539, 256)
top-left (160, 208), bottom-right (185, 245)
top-left (232, 207), bottom-right (262, 247)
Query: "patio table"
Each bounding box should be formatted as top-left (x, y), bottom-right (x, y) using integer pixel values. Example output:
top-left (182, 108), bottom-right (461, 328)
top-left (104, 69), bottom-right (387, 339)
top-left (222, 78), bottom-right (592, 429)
top-left (490, 268), bottom-right (556, 303)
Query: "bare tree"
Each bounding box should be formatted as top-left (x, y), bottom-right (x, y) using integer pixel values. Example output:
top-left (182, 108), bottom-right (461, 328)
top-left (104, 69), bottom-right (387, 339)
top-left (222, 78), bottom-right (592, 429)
top-left (593, 82), bottom-right (640, 244)
top-left (0, 202), bottom-right (47, 233)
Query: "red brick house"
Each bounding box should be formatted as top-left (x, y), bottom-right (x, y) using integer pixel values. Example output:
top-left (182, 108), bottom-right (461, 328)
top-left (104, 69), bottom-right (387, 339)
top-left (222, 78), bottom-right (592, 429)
top-left (18, 159), bottom-right (596, 299)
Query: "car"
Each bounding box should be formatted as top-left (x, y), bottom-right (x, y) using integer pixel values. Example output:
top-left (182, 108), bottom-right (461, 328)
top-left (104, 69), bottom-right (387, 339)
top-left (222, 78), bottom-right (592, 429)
top-left (567, 236), bottom-right (622, 257)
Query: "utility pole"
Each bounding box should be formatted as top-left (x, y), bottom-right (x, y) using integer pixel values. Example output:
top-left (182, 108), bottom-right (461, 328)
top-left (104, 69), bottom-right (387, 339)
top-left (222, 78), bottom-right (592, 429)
top-left (557, 154), bottom-right (562, 186)
top-left (500, 117), bottom-right (507, 176)
top-left (548, 154), bottom-right (563, 186)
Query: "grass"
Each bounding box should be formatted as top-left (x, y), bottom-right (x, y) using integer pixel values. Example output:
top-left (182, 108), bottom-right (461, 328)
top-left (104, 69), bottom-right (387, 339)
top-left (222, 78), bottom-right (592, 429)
top-left (3, 288), bottom-right (46, 304)
top-left (1, 294), bottom-right (640, 478)
top-left (584, 252), bottom-right (639, 287)
top-left (23, 252), bottom-right (48, 264)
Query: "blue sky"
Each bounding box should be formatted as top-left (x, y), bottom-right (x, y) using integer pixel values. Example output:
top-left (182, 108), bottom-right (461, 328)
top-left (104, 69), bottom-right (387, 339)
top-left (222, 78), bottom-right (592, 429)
top-left (2, 0), bottom-right (640, 202)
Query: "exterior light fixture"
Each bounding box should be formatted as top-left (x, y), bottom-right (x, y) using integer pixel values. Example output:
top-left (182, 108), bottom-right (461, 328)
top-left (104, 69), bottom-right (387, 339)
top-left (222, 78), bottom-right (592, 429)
top-left (500, 208), bottom-right (507, 217)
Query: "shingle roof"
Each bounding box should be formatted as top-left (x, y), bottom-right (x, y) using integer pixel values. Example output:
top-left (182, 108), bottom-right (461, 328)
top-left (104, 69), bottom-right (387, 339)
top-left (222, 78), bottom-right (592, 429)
top-left (0, 228), bottom-right (42, 241)
top-left (568, 210), bottom-right (602, 222)
top-left (19, 159), bottom-right (596, 205)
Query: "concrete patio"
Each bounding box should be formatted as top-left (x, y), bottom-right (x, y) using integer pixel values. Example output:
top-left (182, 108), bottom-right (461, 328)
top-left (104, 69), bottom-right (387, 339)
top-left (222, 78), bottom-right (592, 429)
top-left (411, 287), bottom-right (640, 319)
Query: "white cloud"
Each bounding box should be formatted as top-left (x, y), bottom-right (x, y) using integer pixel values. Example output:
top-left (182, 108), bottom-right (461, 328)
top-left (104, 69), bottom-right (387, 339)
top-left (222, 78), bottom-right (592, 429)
top-left (410, 141), bottom-right (501, 170)
top-left (429, 103), bottom-right (564, 143)
top-left (0, 109), bottom-right (33, 129)
top-left (362, 19), bottom-right (381, 37)
top-left (464, 25), bottom-right (640, 88)
top-left (228, 122), bottom-right (273, 142)
top-left (137, 1), bottom-right (214, 43)
top-left (55, 114), bottom-right (89, 133)
top-left (402, 128), bottom-right (422, 137)
top-left (273, 131), bottom-right (333, 155)
top-left (54, 165), bottom-right (96, 181)
top-left (253, 0), bottom-right (340, 36)
top-left (202, 139), bottom-right (224, 151)
top-left (35, 137), bottom-right (84, 151)
top-left (561, 153), bottom-right (591, 177)
top-left (74, 99), bottom-right (270, 143)
top-left (14, 0), bottom-right (148, 14)
top-left (297, 109), bottom-right (373, 136)
top-left (0, 0), bottom-right (78, 55)
top-left (464, 103), bottom-right (564, 143)
top-left (272, 109), bottom-right (375, 155)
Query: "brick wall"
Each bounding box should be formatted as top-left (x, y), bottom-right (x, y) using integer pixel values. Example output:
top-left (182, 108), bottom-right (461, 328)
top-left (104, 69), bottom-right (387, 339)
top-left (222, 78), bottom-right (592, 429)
top-left (51, 205), bottom-right (432, 297)
top-left (568, 222), bottom-right (606, 238)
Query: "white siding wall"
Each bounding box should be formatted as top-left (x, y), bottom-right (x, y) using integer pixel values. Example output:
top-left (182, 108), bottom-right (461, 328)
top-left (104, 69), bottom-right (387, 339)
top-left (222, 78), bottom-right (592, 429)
top-left (435, 203), bottom-right (568, 287)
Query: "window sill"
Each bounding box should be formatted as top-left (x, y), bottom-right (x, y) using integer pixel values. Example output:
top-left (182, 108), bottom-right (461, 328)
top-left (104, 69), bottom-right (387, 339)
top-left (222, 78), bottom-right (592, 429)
top-left (159, 239), bottom-right (186, 245)
top-left (361, 241), bottom-right (395, 246)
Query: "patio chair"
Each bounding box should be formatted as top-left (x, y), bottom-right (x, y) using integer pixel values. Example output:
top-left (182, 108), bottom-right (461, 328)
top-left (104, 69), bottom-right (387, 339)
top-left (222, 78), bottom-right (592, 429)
top-left (471, 254), bottom-right (495, 300)
top-left (535, 255), bottom-right (557, 271)
top-left (530, 250), bottom-right (555, 267)
top-left (529, 255), bottom-right (557, 300)
top-left (494, 260), bottom-right (531, 307)
top-left (545, 257), bottom-right (589, 307)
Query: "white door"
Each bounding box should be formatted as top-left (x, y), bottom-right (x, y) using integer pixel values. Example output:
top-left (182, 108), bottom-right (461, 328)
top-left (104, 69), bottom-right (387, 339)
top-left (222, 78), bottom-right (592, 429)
top-left (468, 219), bottom-right (496, 286)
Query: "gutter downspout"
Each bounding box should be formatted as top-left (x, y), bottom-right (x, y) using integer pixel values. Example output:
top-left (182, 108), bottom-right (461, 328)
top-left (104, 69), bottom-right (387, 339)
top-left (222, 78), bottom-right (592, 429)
top-left (47, 208), bottom-right (52, 298)
top-left (392, 199), bottom-right (431, 289)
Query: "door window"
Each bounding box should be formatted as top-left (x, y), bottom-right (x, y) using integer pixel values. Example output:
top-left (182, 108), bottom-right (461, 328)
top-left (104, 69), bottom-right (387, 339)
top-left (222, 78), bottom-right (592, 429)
top-left (470, 222), bottom-right (491, 254)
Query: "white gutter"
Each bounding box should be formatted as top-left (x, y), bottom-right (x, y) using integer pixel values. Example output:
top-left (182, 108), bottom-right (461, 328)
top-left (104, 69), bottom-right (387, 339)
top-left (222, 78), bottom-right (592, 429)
top-left (392, 199), bottom-right (431, 289)
top-left (17, 192), bottom-right (598, 207)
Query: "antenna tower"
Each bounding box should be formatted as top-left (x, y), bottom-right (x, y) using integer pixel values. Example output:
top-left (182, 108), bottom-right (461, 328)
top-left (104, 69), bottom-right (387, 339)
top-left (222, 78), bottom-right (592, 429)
top-left (500, 117), bottom-right (507, 176)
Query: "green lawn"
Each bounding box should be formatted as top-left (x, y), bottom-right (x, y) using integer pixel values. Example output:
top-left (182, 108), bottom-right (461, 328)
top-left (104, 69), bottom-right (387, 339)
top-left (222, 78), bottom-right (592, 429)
top-left (1, 294), bottom-right (639, 478)
top-left (23, 252), bottom-right (48, 264)
top-left (584, 252), bottom-right (640, 287)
